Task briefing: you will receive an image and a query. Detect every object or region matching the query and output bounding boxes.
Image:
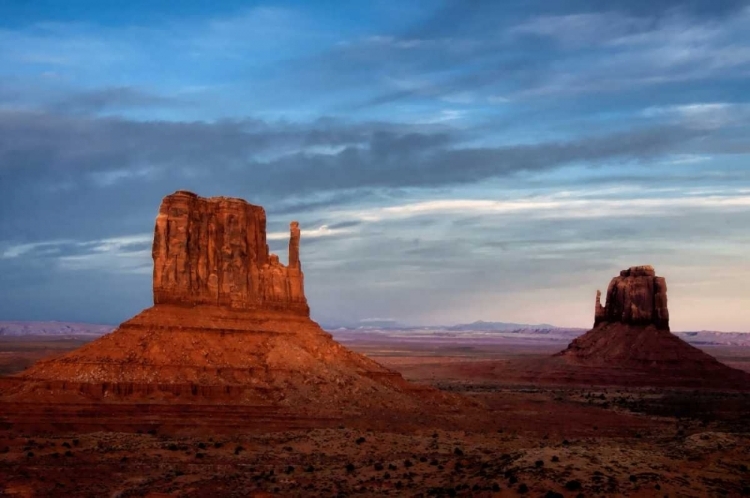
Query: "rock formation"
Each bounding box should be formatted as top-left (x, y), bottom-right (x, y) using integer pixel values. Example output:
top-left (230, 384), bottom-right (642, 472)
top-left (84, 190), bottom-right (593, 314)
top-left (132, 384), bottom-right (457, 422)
top-left (593, 265), bottom-right (668, 329)
top-left (6, 191), bottom-right (467, 421)
top-left (555, 266), bottom-right (749, 389)
top-left (152, 191), bottom-right (307, 314)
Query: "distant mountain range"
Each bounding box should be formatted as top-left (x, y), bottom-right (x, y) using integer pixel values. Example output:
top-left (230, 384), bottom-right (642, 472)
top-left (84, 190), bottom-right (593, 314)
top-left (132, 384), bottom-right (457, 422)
top-left (322, 319), bottom-right (564, 331)
top-left (0, 321), bottom-right (113, 337)
top-left (1, 320), bottom-right (748, 347)
top-left (447, 320), bottom-right (560, 331)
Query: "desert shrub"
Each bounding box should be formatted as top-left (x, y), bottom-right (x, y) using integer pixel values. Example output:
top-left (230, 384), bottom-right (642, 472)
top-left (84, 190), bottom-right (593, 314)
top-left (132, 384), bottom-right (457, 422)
top-left (453, 447), bottom-right (464, 456)
top-left (305, 465), bottom-right (315, 472)
top-left (285, 465), bottom-right (294, 474)
top-left (374, 462), bottom-right (383, 471)
top-left (195, 452), bottom-right (205, 459)
top-left (404, 459), bottom-right (413, 468)
top-left (544, 492), bottom-right (563, 498)
top-left (551, 455), bottom-right (559, 462)
top-left (535, 460), bottom-right (544, 468)
top-left (197, 442), bottom-right (206, 449)
top-left (565, 480), bottom-right (582, 491)
top-left (345, 463), bottom-right (355, 473)
top-left (234, 445), bottom-right (244, 455)
top-left (355, 437), bottom-right (366, 445)
top-left (517, 483), bottom-right (528, 493)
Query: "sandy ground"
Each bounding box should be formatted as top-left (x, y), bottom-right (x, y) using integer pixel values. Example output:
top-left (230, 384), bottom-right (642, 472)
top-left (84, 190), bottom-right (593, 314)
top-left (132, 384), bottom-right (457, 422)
top-left (1, 336), bottom-right (749, 497)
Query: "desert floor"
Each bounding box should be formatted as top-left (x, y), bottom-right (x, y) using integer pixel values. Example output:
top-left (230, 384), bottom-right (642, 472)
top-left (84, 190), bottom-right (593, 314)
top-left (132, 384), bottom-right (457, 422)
top-left (1, 335), bottom-right (749, 497)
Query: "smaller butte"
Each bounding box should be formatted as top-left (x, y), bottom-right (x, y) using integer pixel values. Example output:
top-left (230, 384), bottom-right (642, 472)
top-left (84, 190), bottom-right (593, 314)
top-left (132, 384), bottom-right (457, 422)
top-left (555, 265), bottom-right (750, 388)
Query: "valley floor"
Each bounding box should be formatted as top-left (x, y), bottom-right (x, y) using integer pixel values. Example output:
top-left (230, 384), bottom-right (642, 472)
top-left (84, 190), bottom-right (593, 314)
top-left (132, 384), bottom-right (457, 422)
top-left (1, 335), bottom-right (749, 497)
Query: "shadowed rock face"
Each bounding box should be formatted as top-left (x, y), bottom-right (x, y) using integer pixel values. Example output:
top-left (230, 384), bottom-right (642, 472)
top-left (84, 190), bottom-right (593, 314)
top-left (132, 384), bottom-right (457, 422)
top-left (594, 265), bottom-right (669, 330)
top-left (554, 265), bottom-right (750, 389)
top-left (152, 191), bottom-right (307, 315)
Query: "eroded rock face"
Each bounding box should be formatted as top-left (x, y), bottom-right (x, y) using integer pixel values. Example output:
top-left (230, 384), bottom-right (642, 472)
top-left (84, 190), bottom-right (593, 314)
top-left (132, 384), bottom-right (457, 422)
top-left (594, 265), bottom-right (669, 330)
top-left (152, 191), bottom-right (308, 315)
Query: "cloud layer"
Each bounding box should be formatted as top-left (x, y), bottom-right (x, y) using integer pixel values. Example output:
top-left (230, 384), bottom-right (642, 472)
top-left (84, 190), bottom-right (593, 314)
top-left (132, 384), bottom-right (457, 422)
top-left (1, 1), bottom-right (749, 330)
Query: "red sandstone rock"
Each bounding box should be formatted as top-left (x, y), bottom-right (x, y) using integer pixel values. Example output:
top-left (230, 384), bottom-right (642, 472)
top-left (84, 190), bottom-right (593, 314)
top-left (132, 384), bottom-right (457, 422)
top-left (556, 266), bottom-right (750, 388)
top-left (153, 191), bottom-right (308, 314)
top-left (8, 191), bottom-right (468, 417)
top-left (594, 265), bottom-right (669, 329)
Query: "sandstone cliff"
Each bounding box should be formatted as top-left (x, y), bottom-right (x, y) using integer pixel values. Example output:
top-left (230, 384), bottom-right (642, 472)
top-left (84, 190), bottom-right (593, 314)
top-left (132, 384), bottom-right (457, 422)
top-left (9, 190), bottom-right (469, 418)
top-left (153, 191), bottom-right (308, 314)
top-left (594, 265), bottom-right (669, 329)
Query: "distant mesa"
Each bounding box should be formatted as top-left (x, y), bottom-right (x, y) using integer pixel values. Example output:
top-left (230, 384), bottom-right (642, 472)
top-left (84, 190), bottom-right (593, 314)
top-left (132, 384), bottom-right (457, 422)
top-left (594, 265), bottom-right (669, 330)
top-left (3, 191), bottom-right (467, 424)
top-left (556, 265), bottom-right (749, 388)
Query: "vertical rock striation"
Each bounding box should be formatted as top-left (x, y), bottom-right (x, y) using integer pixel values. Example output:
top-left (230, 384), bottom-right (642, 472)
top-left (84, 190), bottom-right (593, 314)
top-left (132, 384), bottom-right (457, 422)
top-left (152, 190), bottom-right (309, 315)
top-left (593, 265), bottom-right (669, 330)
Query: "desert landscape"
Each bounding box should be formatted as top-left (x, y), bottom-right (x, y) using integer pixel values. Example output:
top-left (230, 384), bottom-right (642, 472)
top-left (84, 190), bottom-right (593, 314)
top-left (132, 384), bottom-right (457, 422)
top-left (0, 192), bottom-right (748, 497)
top-left (2, 2), bottom-right (750, 497)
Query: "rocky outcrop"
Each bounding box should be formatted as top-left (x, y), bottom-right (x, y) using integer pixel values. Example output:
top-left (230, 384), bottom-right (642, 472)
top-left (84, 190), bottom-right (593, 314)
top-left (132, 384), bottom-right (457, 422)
top-left (152, 191), bottom-right (308, 315)
top-left (9, 190), bottom-right (470, 419)
top-left (594, 265), bottom-right (669, 330)
top-left (554, 265), bottom-right (750, 389)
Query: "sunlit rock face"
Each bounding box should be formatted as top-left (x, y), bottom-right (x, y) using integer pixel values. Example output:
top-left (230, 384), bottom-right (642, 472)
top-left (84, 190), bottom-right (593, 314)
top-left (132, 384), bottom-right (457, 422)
top-left (10, 190), bottom-right (471, 420)
top-left (152, 190), bottom-right (308, 315)
top-left (594, 265), bottom-right (669, 330)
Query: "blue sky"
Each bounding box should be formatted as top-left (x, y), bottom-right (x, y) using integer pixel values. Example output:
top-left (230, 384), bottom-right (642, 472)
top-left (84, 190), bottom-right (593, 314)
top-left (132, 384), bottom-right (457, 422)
top-left (1, 0), bottom-right (749, 330)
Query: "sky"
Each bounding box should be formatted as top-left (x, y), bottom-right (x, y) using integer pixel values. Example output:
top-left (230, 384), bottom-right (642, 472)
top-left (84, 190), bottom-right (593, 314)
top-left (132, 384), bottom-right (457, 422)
top-left (0, 0), bottom-right (749, 331)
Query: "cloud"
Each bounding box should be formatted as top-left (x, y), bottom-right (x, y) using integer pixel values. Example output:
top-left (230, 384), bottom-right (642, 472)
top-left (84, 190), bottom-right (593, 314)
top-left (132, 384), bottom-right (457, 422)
top-left (345, 190), bottom-right (750, 223)
top-left (267, 224), bottom-right (354, 241)
top-left (0, 107), bottom-right (710, 197)
top-left (1, 1), bottom-right (750, 330)
top-left (51, 86), bottom-right (188, 113)
top-left (1, 234), bottom-right (152, 274)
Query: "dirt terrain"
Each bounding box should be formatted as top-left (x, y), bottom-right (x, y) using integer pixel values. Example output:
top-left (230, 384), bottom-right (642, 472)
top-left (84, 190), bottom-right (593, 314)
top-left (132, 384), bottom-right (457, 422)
top-left (1, 336), bottom-right (750, 497)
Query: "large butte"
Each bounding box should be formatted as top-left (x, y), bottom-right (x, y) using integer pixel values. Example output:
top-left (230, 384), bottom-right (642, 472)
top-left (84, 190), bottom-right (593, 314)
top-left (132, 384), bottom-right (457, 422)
top-left (6, 191), bottom-right (468, 423)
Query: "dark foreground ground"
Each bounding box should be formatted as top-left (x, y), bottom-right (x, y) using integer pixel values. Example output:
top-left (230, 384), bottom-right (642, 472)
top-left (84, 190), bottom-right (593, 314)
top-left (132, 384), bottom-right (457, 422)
top-left (1, 335), bottom-right (749, 497)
